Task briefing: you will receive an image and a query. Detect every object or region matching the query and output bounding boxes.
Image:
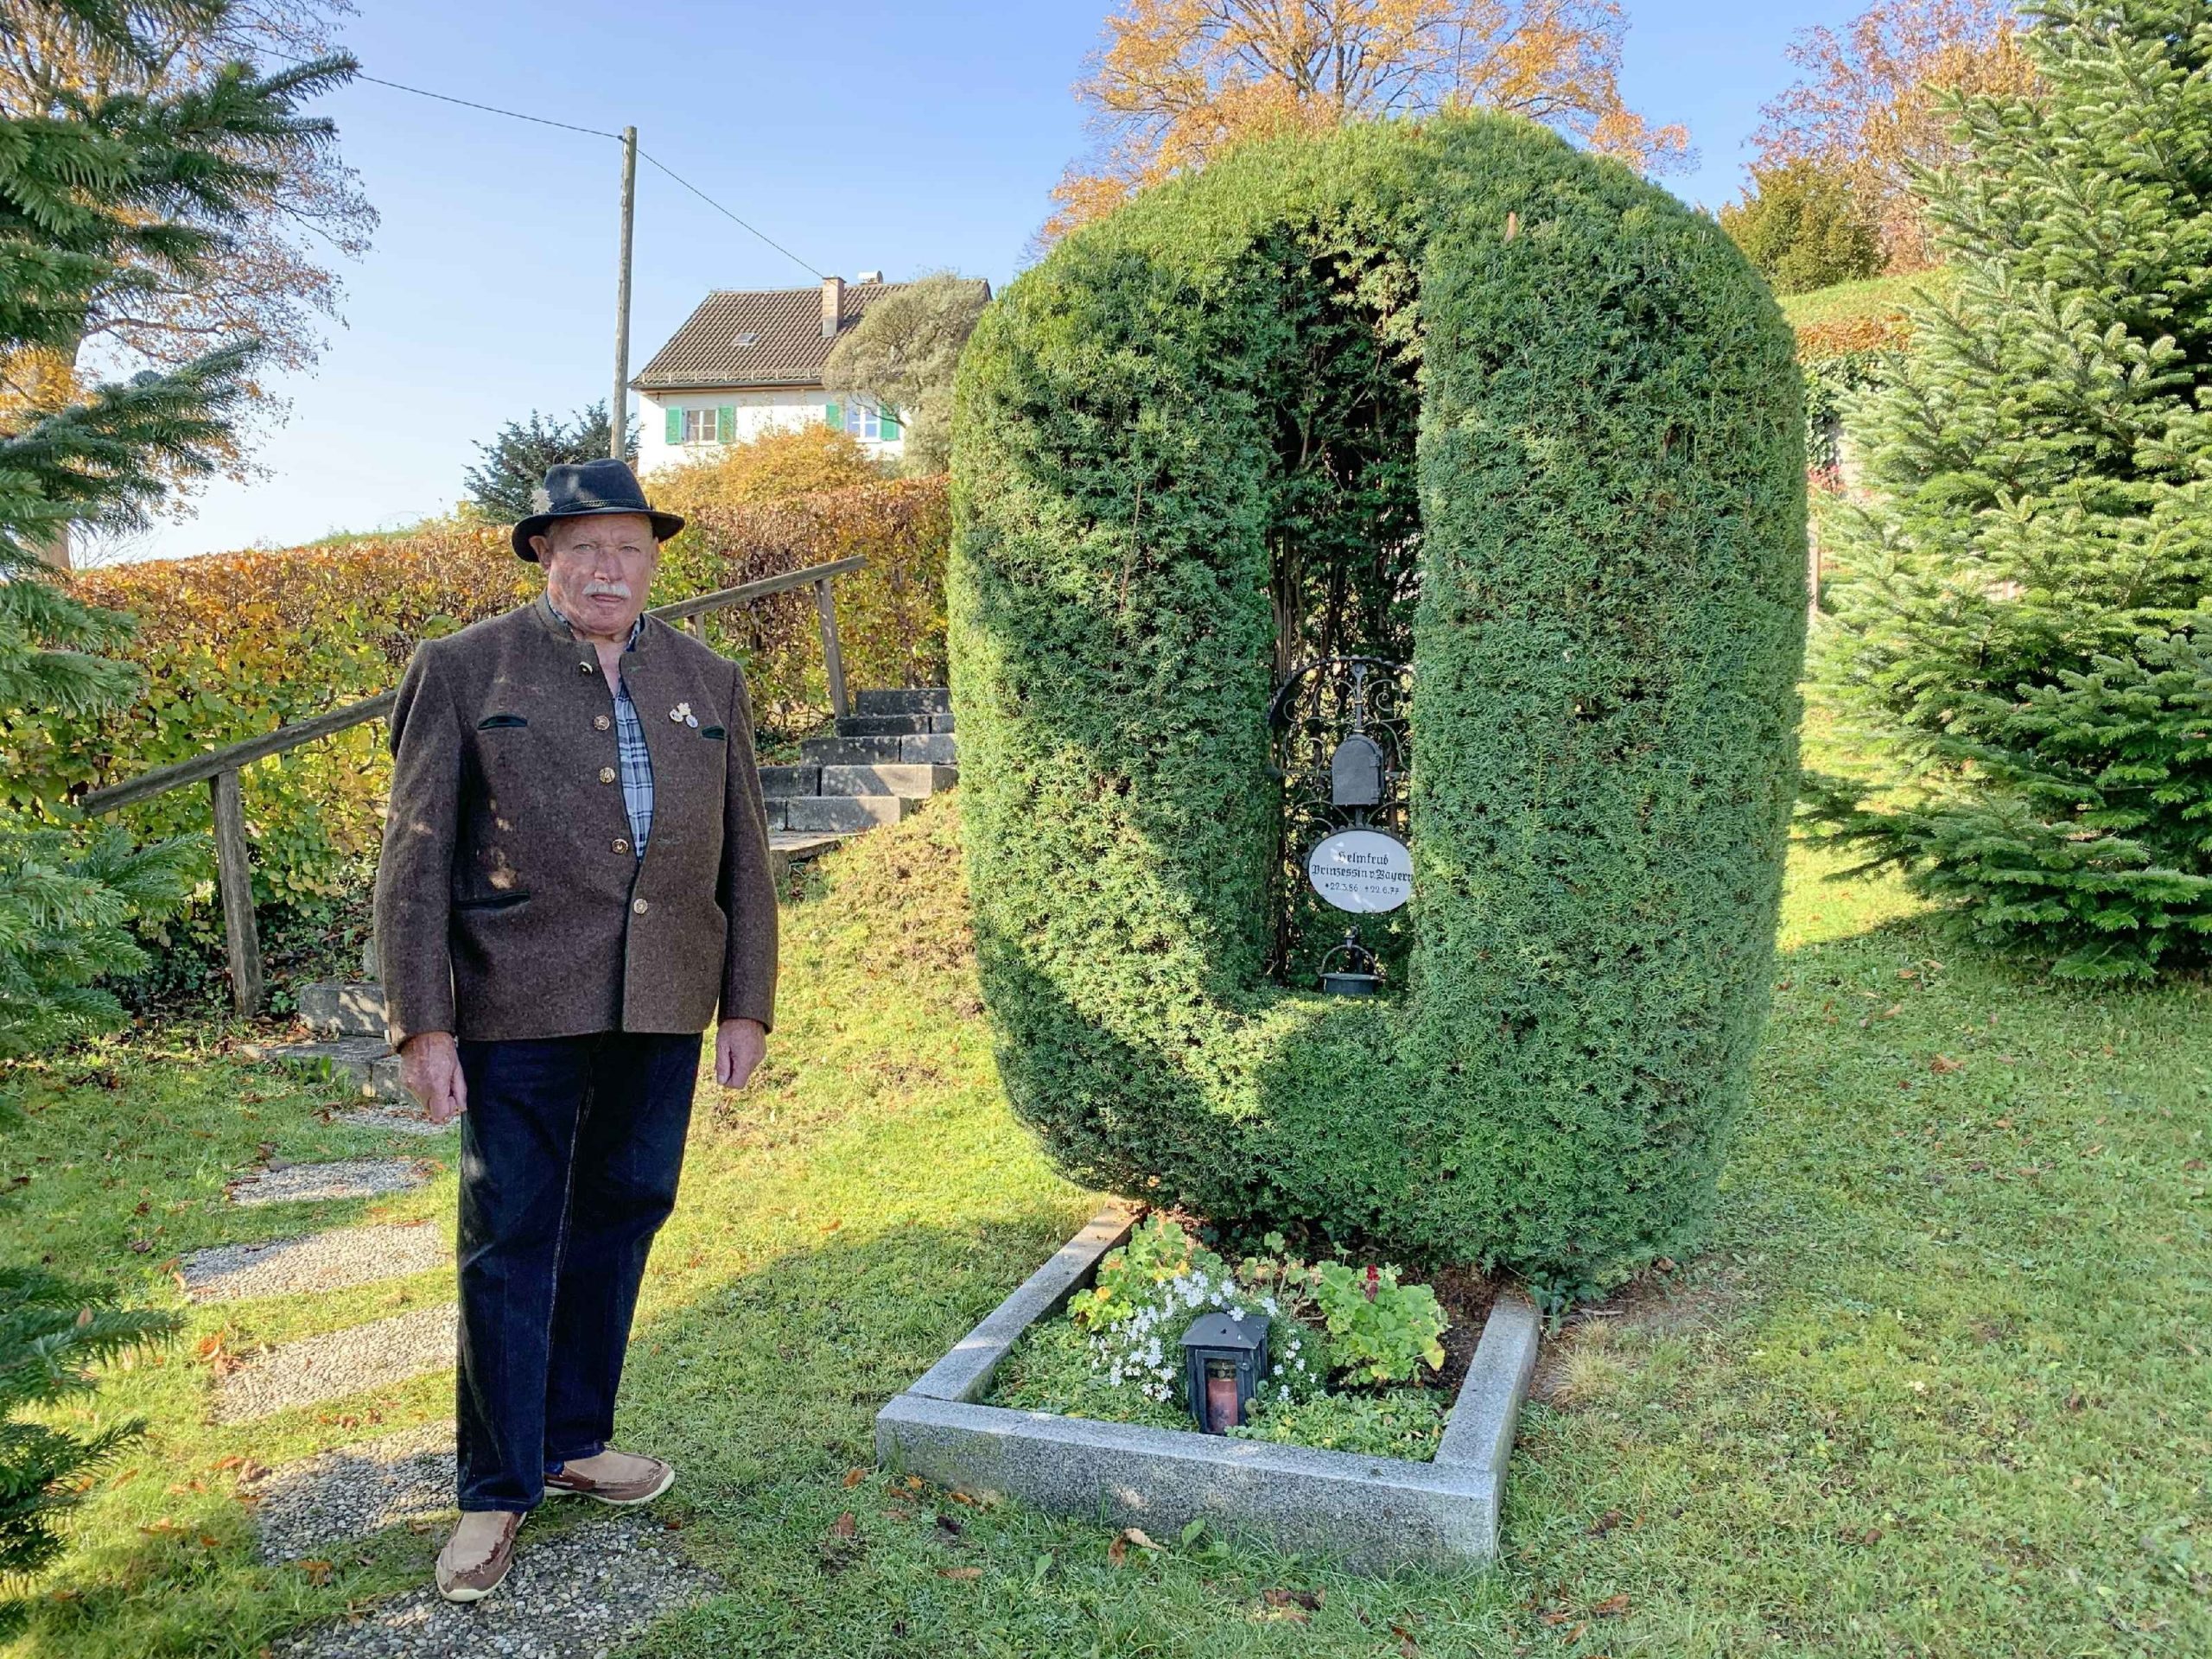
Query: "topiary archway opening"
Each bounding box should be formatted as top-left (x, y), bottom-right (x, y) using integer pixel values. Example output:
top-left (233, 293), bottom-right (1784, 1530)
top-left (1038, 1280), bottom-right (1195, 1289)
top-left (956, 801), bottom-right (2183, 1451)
top-left (949, 116), bottom-right (1807, 1296)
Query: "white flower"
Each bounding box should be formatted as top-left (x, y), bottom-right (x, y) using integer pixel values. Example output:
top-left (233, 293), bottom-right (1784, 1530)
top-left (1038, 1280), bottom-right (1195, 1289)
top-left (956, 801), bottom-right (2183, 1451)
top-left (1273, 1364), bottom-right (1283, 1376)
top-left (1228, 1307), bottom-right (1244, 1322)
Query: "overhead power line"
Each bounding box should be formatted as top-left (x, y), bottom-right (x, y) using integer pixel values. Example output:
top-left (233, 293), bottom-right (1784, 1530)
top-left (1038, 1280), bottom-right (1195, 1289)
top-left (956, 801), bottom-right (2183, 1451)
top-left (262, 49), bottom-right (826, 278)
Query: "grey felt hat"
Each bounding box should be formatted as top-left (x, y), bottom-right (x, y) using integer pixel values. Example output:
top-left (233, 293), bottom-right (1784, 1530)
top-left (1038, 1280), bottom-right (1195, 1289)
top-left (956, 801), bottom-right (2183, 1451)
top-left (511, 458), bottom-right (685, 561)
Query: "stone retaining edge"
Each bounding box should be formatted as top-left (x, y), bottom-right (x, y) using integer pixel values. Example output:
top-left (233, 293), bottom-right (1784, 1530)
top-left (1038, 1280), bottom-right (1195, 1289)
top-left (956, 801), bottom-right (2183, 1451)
top-left (876, 1205), bottom-right (1541, 1568)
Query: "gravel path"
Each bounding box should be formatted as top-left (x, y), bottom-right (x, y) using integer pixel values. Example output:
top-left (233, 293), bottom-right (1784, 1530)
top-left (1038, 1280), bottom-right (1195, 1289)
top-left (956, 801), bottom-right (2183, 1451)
top-left (251, 1421), bottom-right (455, 1561)
top-left (183, 1223), bottom-right (450, 1304)
top-left (217, 1304), bottom-right (456, 1423)
top-left (229, 1159), bottom-right (431, 1207)
top-left (333, 1108), bottom-right (454, 1139)
top-left (273, 1516), bottom-right (715, 1659)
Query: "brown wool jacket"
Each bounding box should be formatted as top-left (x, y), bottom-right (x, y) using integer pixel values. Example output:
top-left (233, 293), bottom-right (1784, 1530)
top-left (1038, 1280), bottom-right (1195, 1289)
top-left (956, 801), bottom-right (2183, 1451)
top-left (374, 598), bottom-right (778, 1046)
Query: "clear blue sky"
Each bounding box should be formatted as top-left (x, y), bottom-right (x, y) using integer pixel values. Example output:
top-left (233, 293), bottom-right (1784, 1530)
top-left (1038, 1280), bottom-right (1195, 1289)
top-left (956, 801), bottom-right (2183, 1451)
top-left (128, 0), bottom-right (1860, 563)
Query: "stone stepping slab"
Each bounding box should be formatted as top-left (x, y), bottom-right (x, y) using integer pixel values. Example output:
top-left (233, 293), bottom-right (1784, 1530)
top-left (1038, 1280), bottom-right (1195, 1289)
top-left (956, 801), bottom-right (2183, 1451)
top-left (250, 1421), bottom-right (455, 1563)
top-left (273, 1516), bottom-right (715, 1659)
top-left (332, 1108), bottom-right (454, 1140)
top-left (182, 1223), bottom-right (450, 1304)
top-left (228, 1159), bottom-right (431, 1208)
top-left (216, 1304), bottom-right (456, 1425)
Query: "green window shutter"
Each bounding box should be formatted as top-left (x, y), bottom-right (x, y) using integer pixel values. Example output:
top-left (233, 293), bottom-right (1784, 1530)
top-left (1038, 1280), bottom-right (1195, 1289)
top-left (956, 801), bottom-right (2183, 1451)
top-left (824, 399), bottom-right (842, 430)
top-left (717, 405), bottom-right (735, 443)
top-left (880, 405), bottom-right (902, 441)
top-left (664, 405), bottom-right (683, 444)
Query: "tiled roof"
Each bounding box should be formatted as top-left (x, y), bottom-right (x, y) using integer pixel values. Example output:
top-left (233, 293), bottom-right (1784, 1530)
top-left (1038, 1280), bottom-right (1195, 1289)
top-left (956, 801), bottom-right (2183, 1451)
top-left (629, 281), bottom-right (916, 391)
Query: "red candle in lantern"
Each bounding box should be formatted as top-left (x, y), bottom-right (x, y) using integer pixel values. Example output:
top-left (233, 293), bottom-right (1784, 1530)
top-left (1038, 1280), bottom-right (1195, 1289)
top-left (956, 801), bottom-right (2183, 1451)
top-left (1205, 1366), bottom-right (1240, 1433)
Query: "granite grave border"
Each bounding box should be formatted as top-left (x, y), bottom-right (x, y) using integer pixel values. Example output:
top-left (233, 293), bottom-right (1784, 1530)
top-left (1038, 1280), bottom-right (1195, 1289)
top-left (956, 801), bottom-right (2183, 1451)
top-left (874, 1204), bottom-right (1541, 1570)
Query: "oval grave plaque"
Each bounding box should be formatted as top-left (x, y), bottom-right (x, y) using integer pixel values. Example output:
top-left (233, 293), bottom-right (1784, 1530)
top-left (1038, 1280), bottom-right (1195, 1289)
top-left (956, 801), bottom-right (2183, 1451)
top-left (1306, 829), bottom-right (1412, 913)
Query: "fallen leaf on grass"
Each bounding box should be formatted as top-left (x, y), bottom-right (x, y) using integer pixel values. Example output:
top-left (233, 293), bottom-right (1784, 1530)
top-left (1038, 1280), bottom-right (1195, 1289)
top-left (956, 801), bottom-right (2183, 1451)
top-left (830, 1512), bottom-right (856, 1540)
top-left (1586, 1508), bottom-right (1624, 1537)
top-left (934, 1512), bottom-right (964, 1538)
top-left (1591, 1592), bottom-right (1630, 1617)
top-left (1263, 1587), bottom-right (1322, 1613)
top-left (940, 1567), bottom-right (982, 1580)
top-left (842, 1466), bottom-right (866, 1488)
top-left (1929, 1054), bottom-right (1961, 1074)
top-left (299, 1560), bottom-right (334, 1586)
top-left (1106, 1527), bottom-right (1161, 1567)
top-left (1392, 1622), bottom-right (1421, 1656)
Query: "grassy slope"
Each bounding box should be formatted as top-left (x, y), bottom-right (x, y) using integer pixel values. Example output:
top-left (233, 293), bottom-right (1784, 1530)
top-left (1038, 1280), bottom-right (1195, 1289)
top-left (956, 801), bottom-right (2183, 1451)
top-left (2, 798), bottom-right (2208, 1658)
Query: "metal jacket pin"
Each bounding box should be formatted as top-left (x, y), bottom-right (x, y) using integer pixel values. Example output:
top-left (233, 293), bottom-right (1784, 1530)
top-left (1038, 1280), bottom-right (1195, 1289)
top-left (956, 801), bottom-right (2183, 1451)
top-left (669, 701), bottom-right (692, 722)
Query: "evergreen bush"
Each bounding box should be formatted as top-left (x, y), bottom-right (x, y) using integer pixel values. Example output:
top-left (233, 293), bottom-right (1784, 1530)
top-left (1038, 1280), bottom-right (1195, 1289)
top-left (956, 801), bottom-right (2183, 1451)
top-left (1811, 0), bottom-right (2212, 980)
top-left (950, 116), bottom-right (1807, 1293)
top-left (1721, 159), bottom-right (1885, 296)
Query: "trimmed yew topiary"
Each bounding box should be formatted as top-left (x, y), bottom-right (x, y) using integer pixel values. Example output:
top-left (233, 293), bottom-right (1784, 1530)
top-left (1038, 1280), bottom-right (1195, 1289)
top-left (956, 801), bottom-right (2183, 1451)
top-left (950, 117), bottom-right (1806, 1295)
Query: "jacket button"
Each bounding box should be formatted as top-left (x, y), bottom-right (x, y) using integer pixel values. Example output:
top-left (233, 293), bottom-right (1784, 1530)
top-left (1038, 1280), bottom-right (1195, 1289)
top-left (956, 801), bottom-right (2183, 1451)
top-left (594, 715), bottom-right (611, 731)
top-left (632, 898), bottom-right (650, 914)
top-left (599, 766), bottom-right (617, 784)
top-left (578, 662), bottom-right (594, 675)
top-left (613, 838), bottom-right (629, 854)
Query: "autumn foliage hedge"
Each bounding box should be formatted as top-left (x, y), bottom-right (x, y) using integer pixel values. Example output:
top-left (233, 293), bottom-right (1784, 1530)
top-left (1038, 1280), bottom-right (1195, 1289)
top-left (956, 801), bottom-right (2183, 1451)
top-left (14, 475), bottom-right (947, 939)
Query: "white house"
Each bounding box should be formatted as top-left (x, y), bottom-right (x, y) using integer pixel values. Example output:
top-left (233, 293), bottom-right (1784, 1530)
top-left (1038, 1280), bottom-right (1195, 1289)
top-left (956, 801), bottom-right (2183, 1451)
top-left (630, 272), bottom-right (985, 474)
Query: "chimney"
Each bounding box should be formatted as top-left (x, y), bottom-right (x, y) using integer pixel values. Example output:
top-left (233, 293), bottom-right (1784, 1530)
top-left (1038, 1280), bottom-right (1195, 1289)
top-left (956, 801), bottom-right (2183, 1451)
top-left (821, 276), bottom-right (843, 338)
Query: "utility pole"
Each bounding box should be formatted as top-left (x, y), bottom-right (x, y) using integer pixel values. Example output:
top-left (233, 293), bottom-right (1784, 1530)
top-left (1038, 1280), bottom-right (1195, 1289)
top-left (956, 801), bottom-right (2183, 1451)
top-left (611, 124), bottom-right (637, 461)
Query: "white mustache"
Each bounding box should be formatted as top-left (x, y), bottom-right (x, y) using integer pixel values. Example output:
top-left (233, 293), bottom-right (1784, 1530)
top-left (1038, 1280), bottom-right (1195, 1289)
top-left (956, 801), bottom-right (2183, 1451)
top-left (582, 581), bottom-right (632, 600)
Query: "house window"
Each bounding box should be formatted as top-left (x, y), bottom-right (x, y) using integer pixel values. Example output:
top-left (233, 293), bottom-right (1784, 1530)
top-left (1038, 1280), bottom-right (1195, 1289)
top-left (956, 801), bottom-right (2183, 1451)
top-left (683, 407), bottom-right (721, 444)
top-left (842, 400), bottom-right (880, 441)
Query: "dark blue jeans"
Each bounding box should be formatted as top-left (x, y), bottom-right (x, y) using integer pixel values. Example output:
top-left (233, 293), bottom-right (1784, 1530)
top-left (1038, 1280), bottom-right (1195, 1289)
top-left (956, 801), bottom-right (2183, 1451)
top-left (454, 1032), bottom-right (700, 1512)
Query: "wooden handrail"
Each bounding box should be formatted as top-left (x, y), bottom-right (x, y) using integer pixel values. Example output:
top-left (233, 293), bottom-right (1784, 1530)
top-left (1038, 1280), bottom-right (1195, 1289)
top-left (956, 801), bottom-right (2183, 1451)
top-left (79, 555), bottom-right (868, 817)
top-left (78, 553), bottom-right (866, 1017)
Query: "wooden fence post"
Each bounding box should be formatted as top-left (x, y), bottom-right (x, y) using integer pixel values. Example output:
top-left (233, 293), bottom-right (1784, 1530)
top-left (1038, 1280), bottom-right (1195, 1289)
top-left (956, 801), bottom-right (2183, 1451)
top-left (814, 577), bottom-right (849, 721)
top-left (209, 767), bottom-right (264, 1017)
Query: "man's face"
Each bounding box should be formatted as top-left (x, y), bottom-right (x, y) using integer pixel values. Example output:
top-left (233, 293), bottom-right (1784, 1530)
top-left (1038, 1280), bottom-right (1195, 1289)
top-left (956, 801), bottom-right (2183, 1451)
top-left (535, 514), bottom-right (658, 639)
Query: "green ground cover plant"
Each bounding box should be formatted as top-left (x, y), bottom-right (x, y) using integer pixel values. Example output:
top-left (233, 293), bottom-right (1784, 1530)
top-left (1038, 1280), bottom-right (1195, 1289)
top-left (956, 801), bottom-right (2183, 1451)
top-left (0, 791), bottom-right (2204, 1657)
top-left (951, 113), bottom-right (1807, 1294)
top-left (988, 1213), bottom-right (1447, 1457)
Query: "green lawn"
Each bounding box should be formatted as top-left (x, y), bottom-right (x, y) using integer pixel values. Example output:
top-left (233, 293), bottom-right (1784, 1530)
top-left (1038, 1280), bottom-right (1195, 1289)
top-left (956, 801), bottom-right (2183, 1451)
top-left (1778, 268), bottom-right (1954, 332)
top-left (3, 798), bottom-right (2208, 1658)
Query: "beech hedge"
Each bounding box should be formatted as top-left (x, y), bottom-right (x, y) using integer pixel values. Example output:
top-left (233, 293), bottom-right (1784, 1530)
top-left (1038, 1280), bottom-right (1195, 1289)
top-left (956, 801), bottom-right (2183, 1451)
top-left (949, 117), bottom-right (1807, 1293)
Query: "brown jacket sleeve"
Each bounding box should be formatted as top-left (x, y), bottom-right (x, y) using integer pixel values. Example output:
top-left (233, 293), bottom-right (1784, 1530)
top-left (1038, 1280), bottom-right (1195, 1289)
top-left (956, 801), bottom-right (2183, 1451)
top-left (717, 656), bottom-right (779, 1030)
top-left (375, 642), bottom-right (461, 1047)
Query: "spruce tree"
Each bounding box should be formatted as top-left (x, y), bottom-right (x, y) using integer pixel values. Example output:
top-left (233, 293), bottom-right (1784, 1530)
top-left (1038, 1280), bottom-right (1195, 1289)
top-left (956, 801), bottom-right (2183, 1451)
top-left (1811, 0), bottom-right (2212, 980)
top-left (0, 0), bottom-right (352, 1620)
top-left (462, 401), bottom-right (636, 522)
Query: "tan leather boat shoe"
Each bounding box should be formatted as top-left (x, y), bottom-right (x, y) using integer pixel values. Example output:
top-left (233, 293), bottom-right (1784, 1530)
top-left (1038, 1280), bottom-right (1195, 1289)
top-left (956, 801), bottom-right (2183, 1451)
top-left (435, 1510), bottom-right (522, 1603)
top-left (543, 1450), bottom-right (676, 1506)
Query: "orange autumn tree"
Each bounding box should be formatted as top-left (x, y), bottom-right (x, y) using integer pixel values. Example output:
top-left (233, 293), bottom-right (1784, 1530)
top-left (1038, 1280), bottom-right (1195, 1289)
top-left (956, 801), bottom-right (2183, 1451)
top-left (1755, 0), bottom-right (2038, 272)
top-left (1046, 0), bottom-right (1690, 236)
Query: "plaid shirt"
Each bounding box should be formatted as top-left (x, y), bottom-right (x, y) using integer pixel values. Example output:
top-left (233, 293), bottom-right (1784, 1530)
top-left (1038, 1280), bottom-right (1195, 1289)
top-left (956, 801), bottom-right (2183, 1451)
top-left (546, 597), bottom-right (653, 858)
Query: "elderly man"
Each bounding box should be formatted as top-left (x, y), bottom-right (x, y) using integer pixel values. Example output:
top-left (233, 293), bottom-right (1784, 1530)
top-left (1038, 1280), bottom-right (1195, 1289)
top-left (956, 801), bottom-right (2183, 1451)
top-left (375, 458), bottom-right (776, 1603)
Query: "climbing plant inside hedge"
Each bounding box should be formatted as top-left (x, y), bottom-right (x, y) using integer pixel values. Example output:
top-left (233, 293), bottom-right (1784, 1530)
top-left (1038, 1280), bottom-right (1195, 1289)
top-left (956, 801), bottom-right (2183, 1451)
top-left (949, 117), bottom-right (1807, 1296)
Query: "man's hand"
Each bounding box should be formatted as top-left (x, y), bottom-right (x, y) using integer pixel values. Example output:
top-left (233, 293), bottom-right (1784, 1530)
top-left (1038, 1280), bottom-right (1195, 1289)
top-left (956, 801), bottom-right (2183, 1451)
top-left (715, 1018), bottom-right (767, 1090)
top-left (399, 1031), bottom-right (467, 1124)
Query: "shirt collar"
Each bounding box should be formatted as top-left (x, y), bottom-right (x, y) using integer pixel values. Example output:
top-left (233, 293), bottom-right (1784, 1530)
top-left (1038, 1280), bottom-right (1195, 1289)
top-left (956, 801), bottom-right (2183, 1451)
top-left (543, 592), bottom-right (643, 650)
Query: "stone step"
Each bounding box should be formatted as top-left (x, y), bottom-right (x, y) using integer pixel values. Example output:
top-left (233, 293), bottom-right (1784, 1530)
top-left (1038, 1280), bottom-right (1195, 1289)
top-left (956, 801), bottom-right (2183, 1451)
top-left (271, 1516), bottom-right (715, 1659)
top-left (245, 1035), bottom-right (406, 1103)
top-left (783, 794), bottom-right (915, 835)
top-left (216, 1303), bottom-right (457, 1424)
top-left (331, 1106), bottom-right (452, 1139)
top-left (855, 686), bottom-right (951, 716)
top-left (182, 1222), bottom-right (450, 1303)
top-left (769, 831), bottom-right (845, 861)
top-left (819, 763), bottom-right (958, 798)
top-left (799, 733), bottom-right (957, 767)
top-left (835, 712), bottom-right (935, 737)
top-left (758, 763), bottom-right (820, 798)
top-left (296, 980), bottom-right (385, 1039)
top-left (250, 1420), bottom-right (455, 1563)
top-left (227, 1158), bottom-right (432, 1208)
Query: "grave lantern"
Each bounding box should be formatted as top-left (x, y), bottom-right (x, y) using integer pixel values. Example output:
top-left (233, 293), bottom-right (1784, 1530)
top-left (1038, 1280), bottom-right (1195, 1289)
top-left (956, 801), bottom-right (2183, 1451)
top-left (1180, 1311), bottom-right (1270, 1434)
top-left (1317, 929), bottom-right (1384, 997)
